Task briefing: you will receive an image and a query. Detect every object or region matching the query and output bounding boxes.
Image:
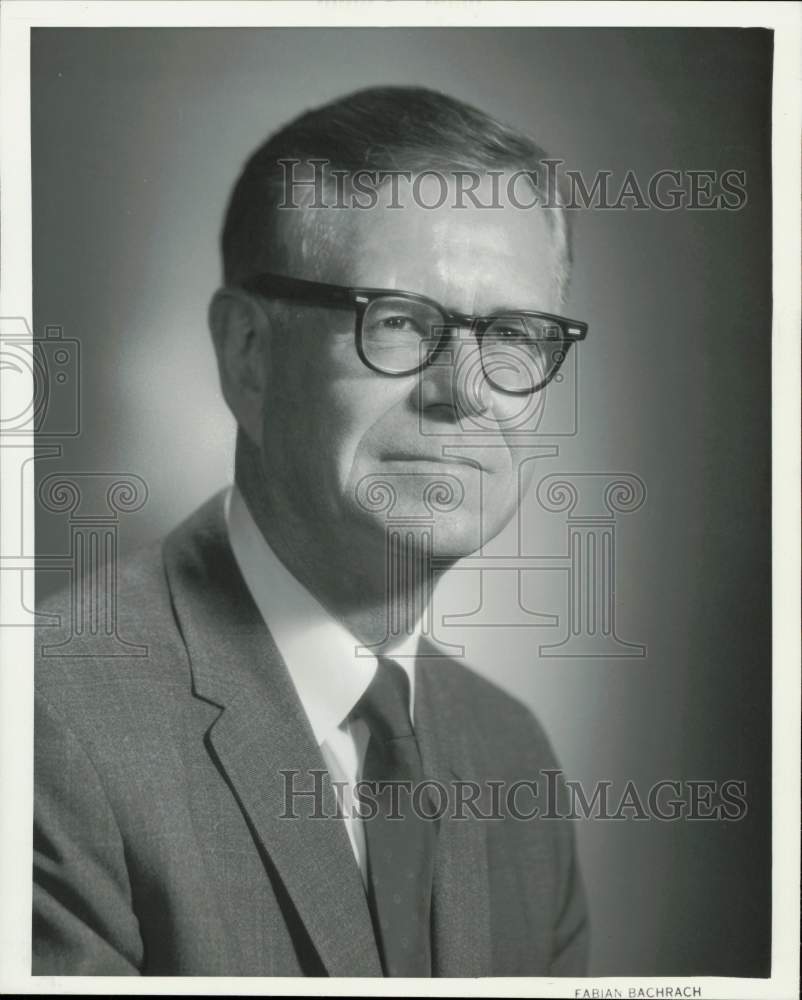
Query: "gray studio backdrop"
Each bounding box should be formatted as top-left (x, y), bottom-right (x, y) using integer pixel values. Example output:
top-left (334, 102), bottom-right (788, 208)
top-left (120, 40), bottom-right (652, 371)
top-left (32, 28), bottom-right (772, 976)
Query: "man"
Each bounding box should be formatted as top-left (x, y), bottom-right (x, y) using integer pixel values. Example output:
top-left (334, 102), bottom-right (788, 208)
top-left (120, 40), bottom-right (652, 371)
top-left (33, 86), bottom-right (589, 976)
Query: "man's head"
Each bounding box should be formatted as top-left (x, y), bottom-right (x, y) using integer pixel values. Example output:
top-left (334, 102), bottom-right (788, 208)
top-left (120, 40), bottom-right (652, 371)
top-left (210, 86), bottom-right (576, 566)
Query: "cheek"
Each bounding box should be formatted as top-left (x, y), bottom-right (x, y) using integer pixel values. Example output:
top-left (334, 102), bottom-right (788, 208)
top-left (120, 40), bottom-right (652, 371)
top-left (260, 350), bottom-right (333, 488)
top-left (488, 387), bottom-right (546, 433)
top-left (328, 380), bottom-right (404, 488)
top-left (269, 367), bottom-right (405, 505)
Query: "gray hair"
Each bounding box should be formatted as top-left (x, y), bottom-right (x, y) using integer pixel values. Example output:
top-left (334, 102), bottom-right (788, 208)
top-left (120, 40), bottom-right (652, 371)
top-left (221, 85), bottom-right (572, 299)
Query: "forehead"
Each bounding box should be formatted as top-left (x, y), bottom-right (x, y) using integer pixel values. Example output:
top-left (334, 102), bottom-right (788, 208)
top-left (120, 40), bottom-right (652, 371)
top-left (294, 173), bottom-right (562, 314)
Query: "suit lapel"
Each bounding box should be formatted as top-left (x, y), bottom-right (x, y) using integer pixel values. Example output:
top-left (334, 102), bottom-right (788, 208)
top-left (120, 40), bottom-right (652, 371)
top-left (415, 644), bottom-right (493, 977)
top-left (162, 493), bottom-right (382, 977)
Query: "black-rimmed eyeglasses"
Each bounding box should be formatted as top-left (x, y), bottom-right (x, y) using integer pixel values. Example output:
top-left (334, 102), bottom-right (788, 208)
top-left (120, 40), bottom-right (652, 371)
top-left (238, 272), bottom-right (588, 395)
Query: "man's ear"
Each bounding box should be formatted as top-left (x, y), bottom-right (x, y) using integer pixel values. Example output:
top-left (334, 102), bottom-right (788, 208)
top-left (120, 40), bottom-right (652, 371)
top-left (208, 288), bottom-right (271, 448)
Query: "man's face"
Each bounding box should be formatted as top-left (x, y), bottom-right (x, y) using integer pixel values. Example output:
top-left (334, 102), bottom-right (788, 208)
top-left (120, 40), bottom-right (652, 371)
top-left (258, 175), bottom-right (563, 559)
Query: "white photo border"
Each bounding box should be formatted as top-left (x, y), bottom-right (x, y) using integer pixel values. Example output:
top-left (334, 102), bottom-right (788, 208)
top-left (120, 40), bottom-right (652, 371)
top-left (1, 3), bottom-right (798, 998)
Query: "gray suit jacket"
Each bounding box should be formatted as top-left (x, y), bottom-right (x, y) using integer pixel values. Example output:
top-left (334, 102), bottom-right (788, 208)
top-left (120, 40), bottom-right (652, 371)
top-left (33, 491), bottom-right (589, 976)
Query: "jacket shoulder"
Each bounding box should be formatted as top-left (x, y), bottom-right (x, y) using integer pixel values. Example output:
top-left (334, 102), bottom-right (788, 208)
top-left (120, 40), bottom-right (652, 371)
top-left (423, 652), bottom-right (564, 773)
top-left (33, 505), bottom-right (207, 713)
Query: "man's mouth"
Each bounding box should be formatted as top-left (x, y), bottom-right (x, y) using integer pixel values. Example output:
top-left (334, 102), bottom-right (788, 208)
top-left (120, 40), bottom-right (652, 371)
top-left (381, 453), bottom-right (486, 471)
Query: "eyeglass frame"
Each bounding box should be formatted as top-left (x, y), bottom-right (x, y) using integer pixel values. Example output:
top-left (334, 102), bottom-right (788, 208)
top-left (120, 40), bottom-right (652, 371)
top-left (237, 271), bottom-right (589, 396)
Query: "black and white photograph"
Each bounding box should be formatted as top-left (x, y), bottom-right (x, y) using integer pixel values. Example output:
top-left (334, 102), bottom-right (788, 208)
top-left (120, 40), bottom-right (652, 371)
top-left (0, 2), bottom-right (799, 996)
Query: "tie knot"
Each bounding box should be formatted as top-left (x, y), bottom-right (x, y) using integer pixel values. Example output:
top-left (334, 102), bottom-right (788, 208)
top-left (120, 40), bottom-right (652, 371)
top-left (354, 657), bottom-right (413, 742)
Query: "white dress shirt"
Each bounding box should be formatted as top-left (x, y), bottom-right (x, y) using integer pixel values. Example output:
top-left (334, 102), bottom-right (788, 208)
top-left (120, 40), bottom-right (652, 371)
top-left (225, 485), bottom-right (420, 885)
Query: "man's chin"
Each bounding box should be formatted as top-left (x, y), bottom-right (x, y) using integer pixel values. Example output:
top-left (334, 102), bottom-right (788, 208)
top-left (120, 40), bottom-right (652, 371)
top-left (347, 471), bottom-right (514, 559)
top-left (351, 509), bottom-right (482, 562)
top-left (428, 531), bottom-right (482, 563)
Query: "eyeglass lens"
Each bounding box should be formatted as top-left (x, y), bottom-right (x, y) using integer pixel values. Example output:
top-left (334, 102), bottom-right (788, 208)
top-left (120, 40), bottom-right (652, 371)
top-left (361, 296), bottom-right (567, 393)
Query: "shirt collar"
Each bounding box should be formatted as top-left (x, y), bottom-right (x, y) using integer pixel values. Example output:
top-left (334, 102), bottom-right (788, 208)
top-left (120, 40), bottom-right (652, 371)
top-left (225, 485), bottom-right (418, 746)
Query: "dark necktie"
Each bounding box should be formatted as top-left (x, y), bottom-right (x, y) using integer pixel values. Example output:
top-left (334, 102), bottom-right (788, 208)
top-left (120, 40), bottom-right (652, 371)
top-left (353, 657), bottom-right (436, 977)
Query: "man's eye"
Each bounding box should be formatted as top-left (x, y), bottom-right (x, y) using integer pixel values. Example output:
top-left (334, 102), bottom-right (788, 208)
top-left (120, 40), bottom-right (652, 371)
top-left (493, 325), bottom-right (529, 341)
top-left (377, 315), bottom-right (424, 335)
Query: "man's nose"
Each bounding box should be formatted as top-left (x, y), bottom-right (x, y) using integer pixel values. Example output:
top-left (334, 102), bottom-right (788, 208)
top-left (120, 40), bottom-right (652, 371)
top-left (418, 326), bottom-right (491, 419)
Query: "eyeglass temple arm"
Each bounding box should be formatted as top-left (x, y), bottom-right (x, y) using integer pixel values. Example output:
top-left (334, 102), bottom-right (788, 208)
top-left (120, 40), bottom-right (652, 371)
top-left (240, 273), bottom-right (589, 339)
